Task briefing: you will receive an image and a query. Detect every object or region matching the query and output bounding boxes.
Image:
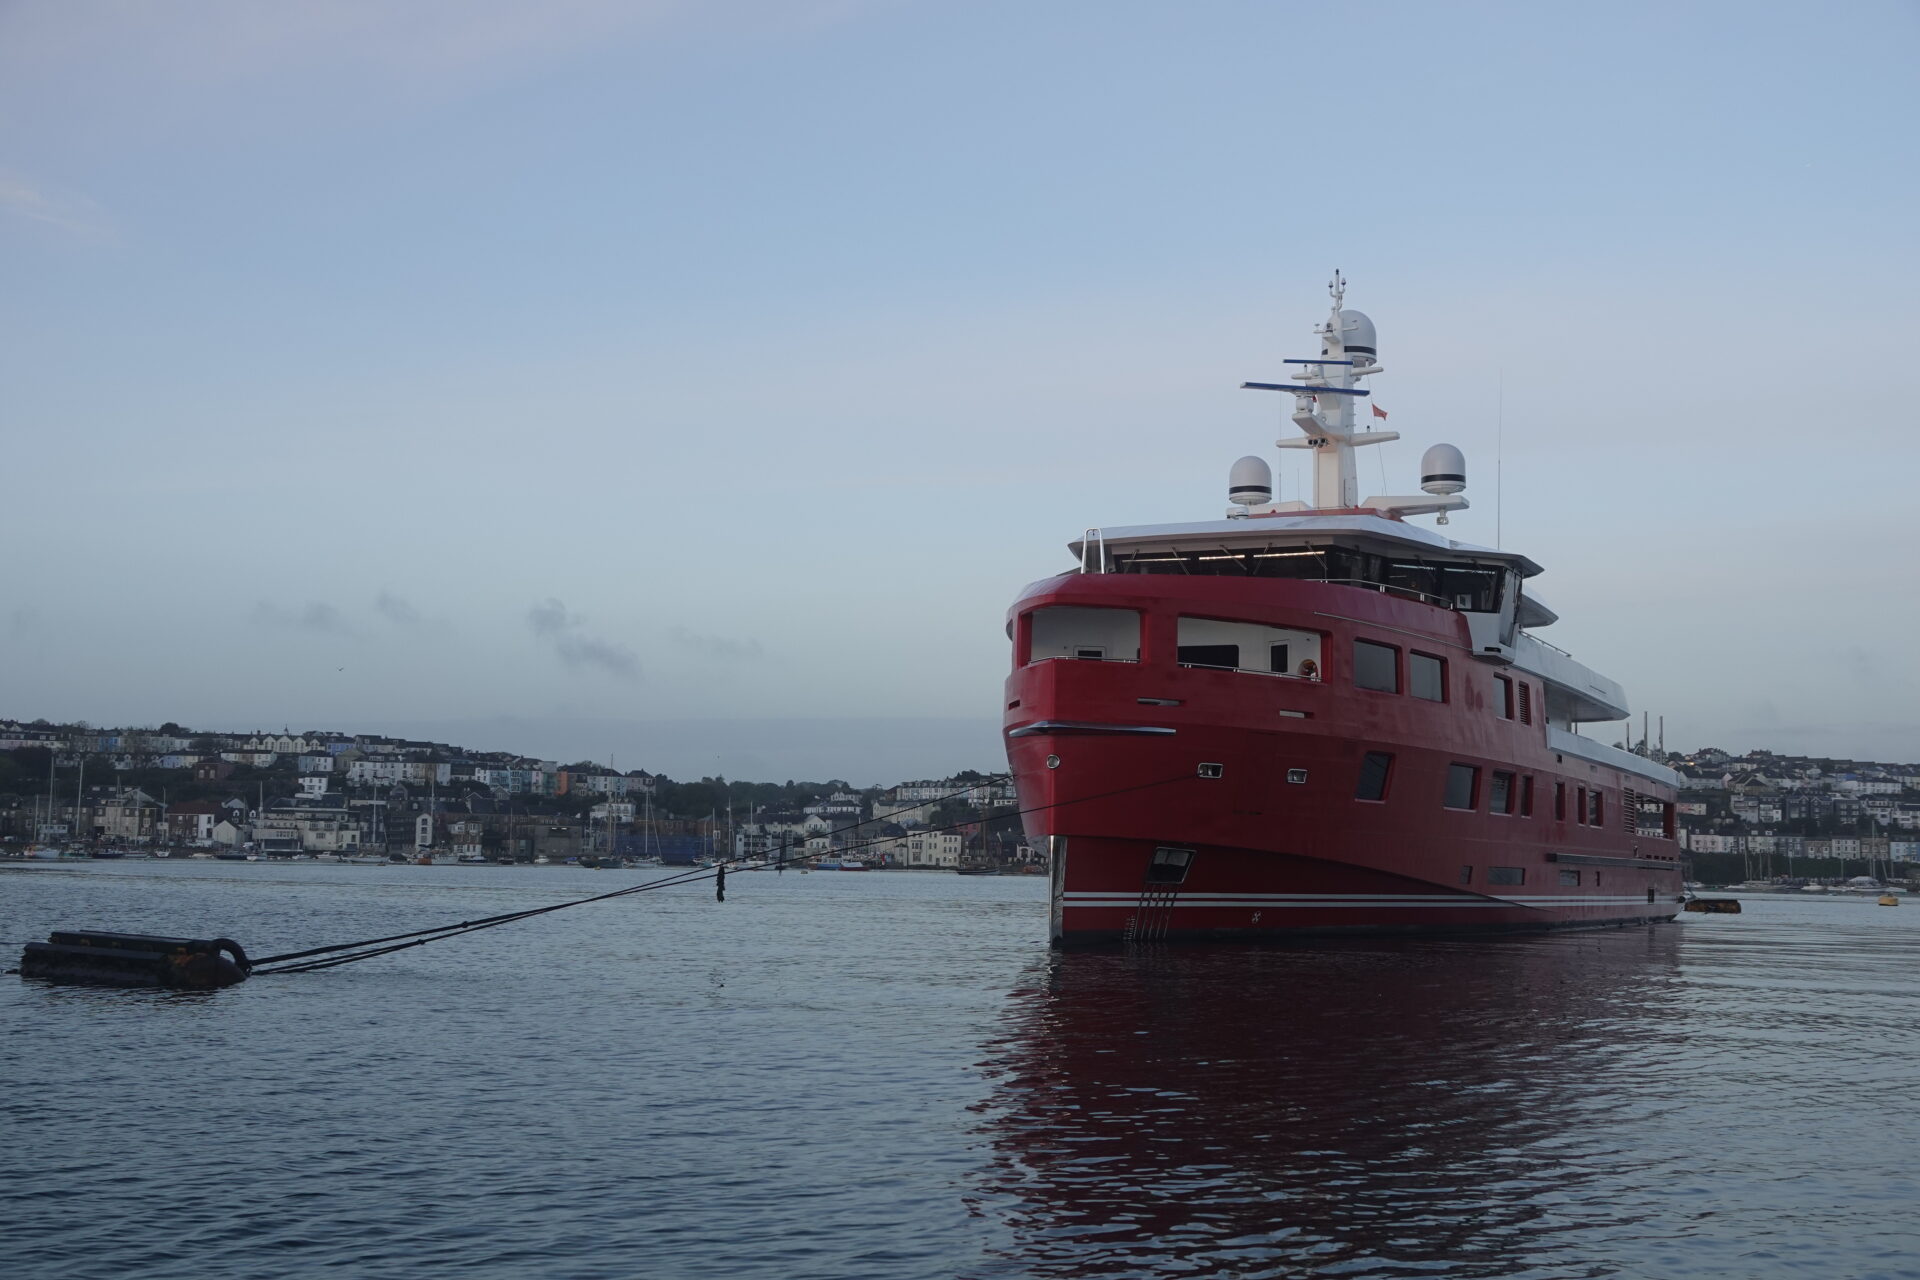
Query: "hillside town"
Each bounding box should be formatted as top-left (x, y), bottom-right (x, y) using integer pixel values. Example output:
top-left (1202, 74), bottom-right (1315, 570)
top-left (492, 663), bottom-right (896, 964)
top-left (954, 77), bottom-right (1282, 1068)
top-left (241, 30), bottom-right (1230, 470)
top-left (6, 718), bottom-right (1919, 883)
top-left (1666, 745), bottom-right (1920, 881)
top-left (0, 720), bottom-right (1033, 871)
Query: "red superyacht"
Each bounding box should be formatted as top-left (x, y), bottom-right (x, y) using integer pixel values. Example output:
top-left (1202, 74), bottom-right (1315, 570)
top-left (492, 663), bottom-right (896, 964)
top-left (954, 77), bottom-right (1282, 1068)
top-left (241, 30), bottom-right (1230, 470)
top-left (1003, 274), bottom-right (1684, 945)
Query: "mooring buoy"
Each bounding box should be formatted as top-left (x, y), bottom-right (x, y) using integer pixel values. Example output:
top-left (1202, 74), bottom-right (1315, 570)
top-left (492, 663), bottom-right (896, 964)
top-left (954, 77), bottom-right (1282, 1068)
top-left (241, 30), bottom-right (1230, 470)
top-left (17, 931), bottom-right (251, 990)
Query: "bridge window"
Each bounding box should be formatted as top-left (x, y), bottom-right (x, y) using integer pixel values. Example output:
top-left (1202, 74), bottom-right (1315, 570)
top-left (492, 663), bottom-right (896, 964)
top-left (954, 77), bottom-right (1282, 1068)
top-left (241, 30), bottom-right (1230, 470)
top-left (1355, 751), bottom-right (1393, 801)
top-left (1026, 606), bottom-right (1141, 665)
top-left (1354, 639), bottom-right (1399, 693)
top-left (1410, 652), bottom-right (1446, 702)
top-left (1113, 544), bottom-right (1367, 580)
top-left (1445, 763), bottom-right (1479, 810)
top-left (1177, 618), bottom-right (1321, 676)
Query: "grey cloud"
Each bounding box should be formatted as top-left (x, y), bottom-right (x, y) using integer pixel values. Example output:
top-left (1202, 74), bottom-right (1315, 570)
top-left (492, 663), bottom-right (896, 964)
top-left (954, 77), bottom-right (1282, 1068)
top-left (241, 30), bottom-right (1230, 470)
top-left (374, 591), bottom-right (421, 625)
top-left (0, 168), bottom-right (112, 238)
top-left (252, 601), bottom-right (356, 636)
top-left (527, 598), bottom-right (639, 680)
top-left (668, 625), bottom-right (765, 661)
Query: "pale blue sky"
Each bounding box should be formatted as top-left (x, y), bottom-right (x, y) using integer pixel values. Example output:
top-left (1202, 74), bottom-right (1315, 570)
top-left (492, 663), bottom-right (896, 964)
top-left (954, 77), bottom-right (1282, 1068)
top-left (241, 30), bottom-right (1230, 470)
top-left (3, 1), bottom-right (1917, 779)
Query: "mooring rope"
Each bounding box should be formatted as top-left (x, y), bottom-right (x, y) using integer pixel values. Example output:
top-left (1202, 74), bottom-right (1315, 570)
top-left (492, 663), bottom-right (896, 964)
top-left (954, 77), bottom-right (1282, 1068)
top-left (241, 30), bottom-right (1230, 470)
top-left (250, 768), bottom-right (1198, 976)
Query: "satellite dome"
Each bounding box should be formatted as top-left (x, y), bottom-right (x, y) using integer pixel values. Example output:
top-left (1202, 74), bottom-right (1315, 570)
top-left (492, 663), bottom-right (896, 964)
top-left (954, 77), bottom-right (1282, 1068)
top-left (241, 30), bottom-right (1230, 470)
top-left (1335, 309), bottom-right (1377, 359)
top-left (1421, 444), bottom-right (1466, 495)
top-left (1228, 455), bottom-right (1272, 506)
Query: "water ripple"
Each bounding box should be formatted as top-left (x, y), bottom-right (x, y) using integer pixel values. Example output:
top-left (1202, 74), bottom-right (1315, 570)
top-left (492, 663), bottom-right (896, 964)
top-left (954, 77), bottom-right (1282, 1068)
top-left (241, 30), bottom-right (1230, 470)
top-left (4, 866), bottom-right (1919, 1278)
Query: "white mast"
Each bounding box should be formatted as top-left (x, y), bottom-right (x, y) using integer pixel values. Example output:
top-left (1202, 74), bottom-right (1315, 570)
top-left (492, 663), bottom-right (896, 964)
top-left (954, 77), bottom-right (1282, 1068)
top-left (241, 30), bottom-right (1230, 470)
top-left (1238, 271), bottom-right (1467, 521)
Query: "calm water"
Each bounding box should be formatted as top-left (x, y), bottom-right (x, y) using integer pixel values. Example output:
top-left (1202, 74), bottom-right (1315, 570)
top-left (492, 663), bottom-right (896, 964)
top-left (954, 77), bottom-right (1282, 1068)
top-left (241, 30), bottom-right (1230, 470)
top-left (3, 863), bottom-right (1918, 1280)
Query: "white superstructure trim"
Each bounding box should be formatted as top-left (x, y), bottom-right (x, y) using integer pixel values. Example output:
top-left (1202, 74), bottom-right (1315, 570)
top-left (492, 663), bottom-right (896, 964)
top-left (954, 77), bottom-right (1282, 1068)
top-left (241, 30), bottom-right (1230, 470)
top-left (1546, 726), bottom-right (1682, 788)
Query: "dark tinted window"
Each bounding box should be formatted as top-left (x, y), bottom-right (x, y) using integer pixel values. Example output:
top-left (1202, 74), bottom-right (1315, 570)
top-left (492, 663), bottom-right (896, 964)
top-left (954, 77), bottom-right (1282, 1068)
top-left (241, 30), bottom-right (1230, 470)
top-left (1445, 763), bottom-right (1478, 810)
top-left (1488, 866), bottom-right (1525, 885)
top-left (1354, 640), bottom-right (1398, 693)
top-left (1410, 652), bottom-right (1445, 701)
top-left (1177, 644), bottom-right (1239, 670)
top-left (1490, 771), bottom-right (1515, 814)
top-left (1355, 752), bottom-right (1393, 801)
top-left (1268, 643), bottom-right (1290, 674)
top-left (1559, 869), bottom-right (1581, 886)
top-left (1521, 775), bottom-right (1535, 817)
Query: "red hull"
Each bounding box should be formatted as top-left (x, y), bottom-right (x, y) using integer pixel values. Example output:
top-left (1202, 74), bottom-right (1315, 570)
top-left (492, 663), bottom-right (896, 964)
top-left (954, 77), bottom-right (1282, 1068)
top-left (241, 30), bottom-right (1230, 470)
top-left (1003, 574), bottom-right (1684, 945)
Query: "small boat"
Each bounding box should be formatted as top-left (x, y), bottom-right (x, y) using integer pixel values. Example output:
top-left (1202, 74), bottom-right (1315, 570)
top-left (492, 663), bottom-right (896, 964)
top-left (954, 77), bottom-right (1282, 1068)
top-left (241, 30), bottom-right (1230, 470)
top-left (1878, 894), bottom-right (1900, 907)
top-left (456, 853), bottom-right (488, 865)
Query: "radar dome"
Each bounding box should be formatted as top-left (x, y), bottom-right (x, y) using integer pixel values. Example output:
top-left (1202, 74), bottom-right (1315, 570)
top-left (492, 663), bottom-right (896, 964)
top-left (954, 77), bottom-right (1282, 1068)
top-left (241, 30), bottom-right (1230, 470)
top-left (1335, 309), bottom-right (1377, 360)
top-left (1421, 444), bottom-right (1466, 495)
top-left (1228, 455), bottom-right (1272, 506)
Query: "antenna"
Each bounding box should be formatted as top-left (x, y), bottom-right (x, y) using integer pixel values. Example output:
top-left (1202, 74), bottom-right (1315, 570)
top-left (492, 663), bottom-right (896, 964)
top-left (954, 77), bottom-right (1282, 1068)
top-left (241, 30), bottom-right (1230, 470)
top-left (1496, 368), bottom-right (1505, 549)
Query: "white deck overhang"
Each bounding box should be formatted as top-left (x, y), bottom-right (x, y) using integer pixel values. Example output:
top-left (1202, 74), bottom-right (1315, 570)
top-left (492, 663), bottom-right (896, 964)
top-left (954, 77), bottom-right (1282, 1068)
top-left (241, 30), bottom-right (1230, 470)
top-left (1070, 514), bottom-right (1545, 577)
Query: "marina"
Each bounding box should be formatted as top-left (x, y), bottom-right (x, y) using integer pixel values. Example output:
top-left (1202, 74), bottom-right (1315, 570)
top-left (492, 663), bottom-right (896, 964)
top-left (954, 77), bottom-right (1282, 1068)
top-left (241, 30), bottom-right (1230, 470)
top-left (5, 860), bottom-right (1919, 1279)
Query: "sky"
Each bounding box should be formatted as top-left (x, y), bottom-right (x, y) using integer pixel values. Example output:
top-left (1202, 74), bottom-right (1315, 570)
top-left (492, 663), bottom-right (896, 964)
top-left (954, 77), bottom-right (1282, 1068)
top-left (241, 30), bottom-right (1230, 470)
top-left (3, 0), bottom-right (1917, 782)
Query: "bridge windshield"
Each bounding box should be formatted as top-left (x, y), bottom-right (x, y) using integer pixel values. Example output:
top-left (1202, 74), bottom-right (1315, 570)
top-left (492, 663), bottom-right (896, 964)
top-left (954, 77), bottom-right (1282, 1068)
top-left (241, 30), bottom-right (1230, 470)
top-left (1110, 543), bottom-right (1506, 611)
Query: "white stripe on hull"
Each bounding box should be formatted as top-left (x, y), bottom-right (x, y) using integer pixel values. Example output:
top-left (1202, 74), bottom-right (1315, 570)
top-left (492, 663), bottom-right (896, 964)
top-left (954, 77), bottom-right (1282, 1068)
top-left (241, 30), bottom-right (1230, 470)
top-left (1061, 892), bottom-right (1671, 910)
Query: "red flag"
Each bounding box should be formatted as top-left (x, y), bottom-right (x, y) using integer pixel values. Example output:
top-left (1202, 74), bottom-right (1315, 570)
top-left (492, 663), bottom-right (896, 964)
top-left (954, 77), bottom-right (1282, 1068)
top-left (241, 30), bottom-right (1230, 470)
top-left (1371, 402), bottom-right (1389, 420)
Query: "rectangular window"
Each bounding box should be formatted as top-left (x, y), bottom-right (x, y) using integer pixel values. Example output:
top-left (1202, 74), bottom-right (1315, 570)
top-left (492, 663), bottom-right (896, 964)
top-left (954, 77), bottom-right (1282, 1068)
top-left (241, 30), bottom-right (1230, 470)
top-left (1495, 674), bottom-right (1515, 719)
top-left (1589, 790), bottom-right (1604, 826)
top-left (1178, 617), bottom-right (1321, 676)
top-left (1576, 786), bottom-right (1588, 826)
top-left (1176, 644), bottom-right (1239, 669)
top-left (1559, 869), bottom-right (1581, 886)
top-left (1444, 763), bottom-right (1479, 810)
top-left (1027, 606), bottom-right (1142, 665)
top-left (1517, 683), bottom-right (1533, 725)
top-left (1355, 751), bottom-right (1393, 801)
top-left (1521, 775), bottom-right (1535, 818)
top-left (1555, 782), bottom-right (1567, 821)
top-left (1459, 865), bottom-right (1473, 885)
top-left (1663, 802), bottom-right (1676, 839)
top-left (1409, 652), bottom-right (1446, 702)
top-left (1354, 639), bottom-right (1399, 693)
top-left (1488, 866), bottom-right (1525, 886)
top-left (1490, 771), bottom-right (1515, 815)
